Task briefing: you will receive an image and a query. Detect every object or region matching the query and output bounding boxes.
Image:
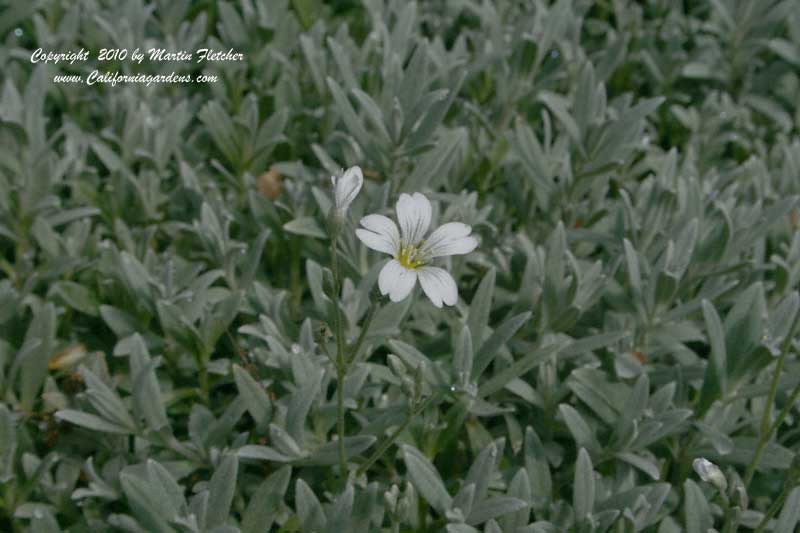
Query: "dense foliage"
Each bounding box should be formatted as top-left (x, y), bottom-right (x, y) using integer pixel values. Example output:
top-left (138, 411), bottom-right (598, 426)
top-left (2, 0), bottom-right (800, 531)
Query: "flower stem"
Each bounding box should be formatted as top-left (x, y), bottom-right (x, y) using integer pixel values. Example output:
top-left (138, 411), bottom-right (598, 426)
top-left (719, 496), bottom-right (736, 533)
top-left (336, 362), bottom-right (346, 476)
top-left (330, 233), bottom-right (348, 478)
top-left (356, 394), bottom-right (436, 478)
top-left (754, 478), bottom-right (794, 533)
top-left (743, 311), bottom-right (800, 487)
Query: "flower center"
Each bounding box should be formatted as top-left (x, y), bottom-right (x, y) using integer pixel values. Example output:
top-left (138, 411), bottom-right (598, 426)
top-left (397, 244), bottom-right (425, 270)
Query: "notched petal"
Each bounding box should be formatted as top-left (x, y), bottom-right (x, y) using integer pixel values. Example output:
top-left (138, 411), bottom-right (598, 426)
top-left (418, 266), bottom-right (458, 307)
top-left (397, 192), bottom-right (432, 246)
top-left (421, 223), bottom-right (478, 258)
top-left (356, 214), bottom-right (400, 255)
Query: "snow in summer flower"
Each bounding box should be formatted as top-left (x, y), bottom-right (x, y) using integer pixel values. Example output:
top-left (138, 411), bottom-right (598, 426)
top-left (331, 165), bottom-right (363, 217)
top-left (355, 192), bottom-right (477, 307)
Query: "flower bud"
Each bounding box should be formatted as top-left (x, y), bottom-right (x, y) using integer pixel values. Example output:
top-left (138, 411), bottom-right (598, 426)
top-left (331, 165), bottom-right (363, 218)
top-left (693, 457), bottom-right (728, 492)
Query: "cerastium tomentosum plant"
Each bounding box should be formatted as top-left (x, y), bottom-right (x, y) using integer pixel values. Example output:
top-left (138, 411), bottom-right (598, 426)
top-left (8, 1), bottom-right (800, 530)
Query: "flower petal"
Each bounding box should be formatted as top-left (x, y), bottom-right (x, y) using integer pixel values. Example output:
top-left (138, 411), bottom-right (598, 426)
top-left (420, 222), bottom-right (478, 258)
top-left (396, 192), bottom-right (431, 246)
top-left (417, 266), bottom-right (458, 307)
top-left (378, 259), bottom-right (417, 302)
top-left (356, 214), bottom-right (400, 255)
top-left (333, 166), bottom-right (363, 213)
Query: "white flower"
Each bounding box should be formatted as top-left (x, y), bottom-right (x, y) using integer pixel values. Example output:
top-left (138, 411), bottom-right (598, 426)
top-left (355, 192), bottom-right (477, 307)
top-left (692, 458), bottom-right (727, 492)
top-left (331, 166), bottom-right (363, 216)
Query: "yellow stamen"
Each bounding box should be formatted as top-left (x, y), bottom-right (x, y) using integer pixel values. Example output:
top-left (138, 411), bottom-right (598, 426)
top-left (398, 244), bottom-right (425, 269)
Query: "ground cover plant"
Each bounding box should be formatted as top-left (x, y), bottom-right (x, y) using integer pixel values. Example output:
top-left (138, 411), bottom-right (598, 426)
top-left (2, 0), bottom-right (800, 531)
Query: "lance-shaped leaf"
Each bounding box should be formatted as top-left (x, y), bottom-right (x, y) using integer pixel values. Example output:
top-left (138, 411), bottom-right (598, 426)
top-left (402, 444), bottom-right (452, 514)
top-left (467, 268), bottom-right (496, 346)
top-left (574, 448), bottom-right (595, 521)
top-left (204, 455), bottom-right (238, 529)
top-left (697, 300), bottom-right (727, 415)
top-left (295, 479), bottom-right (327, 532)
top-left (128, 334), bottom-right (168, 432)
top-left (472, 312), bottom-right (531, 380)
top-left (19, 303), bottom-right (56, 411)
top-left (233, 363), bottom-right (272, 431)
top-left (241, 466), bottom-right (292, 533)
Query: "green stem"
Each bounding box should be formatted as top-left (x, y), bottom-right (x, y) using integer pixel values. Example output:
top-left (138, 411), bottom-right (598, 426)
top-left (719, 495), bottom-right (736, 533)
top-left (754, 480), bottom-right (793, 533)
top-left (336, 362), bottom-right (346, 476)
top-left (356, 394), bottom-right (436, 478)
top-left (760, 343), bottom-right (789, 437)
top-left (672, 433), bottom-right (700, 486)
top-left (331, 233), bottom-right (347, 478)
top-left (743, 312), bottom-right (800, 486)
top-left (770, 382), bottom-right (800, 440)
top-left (418, 494), bottom-right (428, 531)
